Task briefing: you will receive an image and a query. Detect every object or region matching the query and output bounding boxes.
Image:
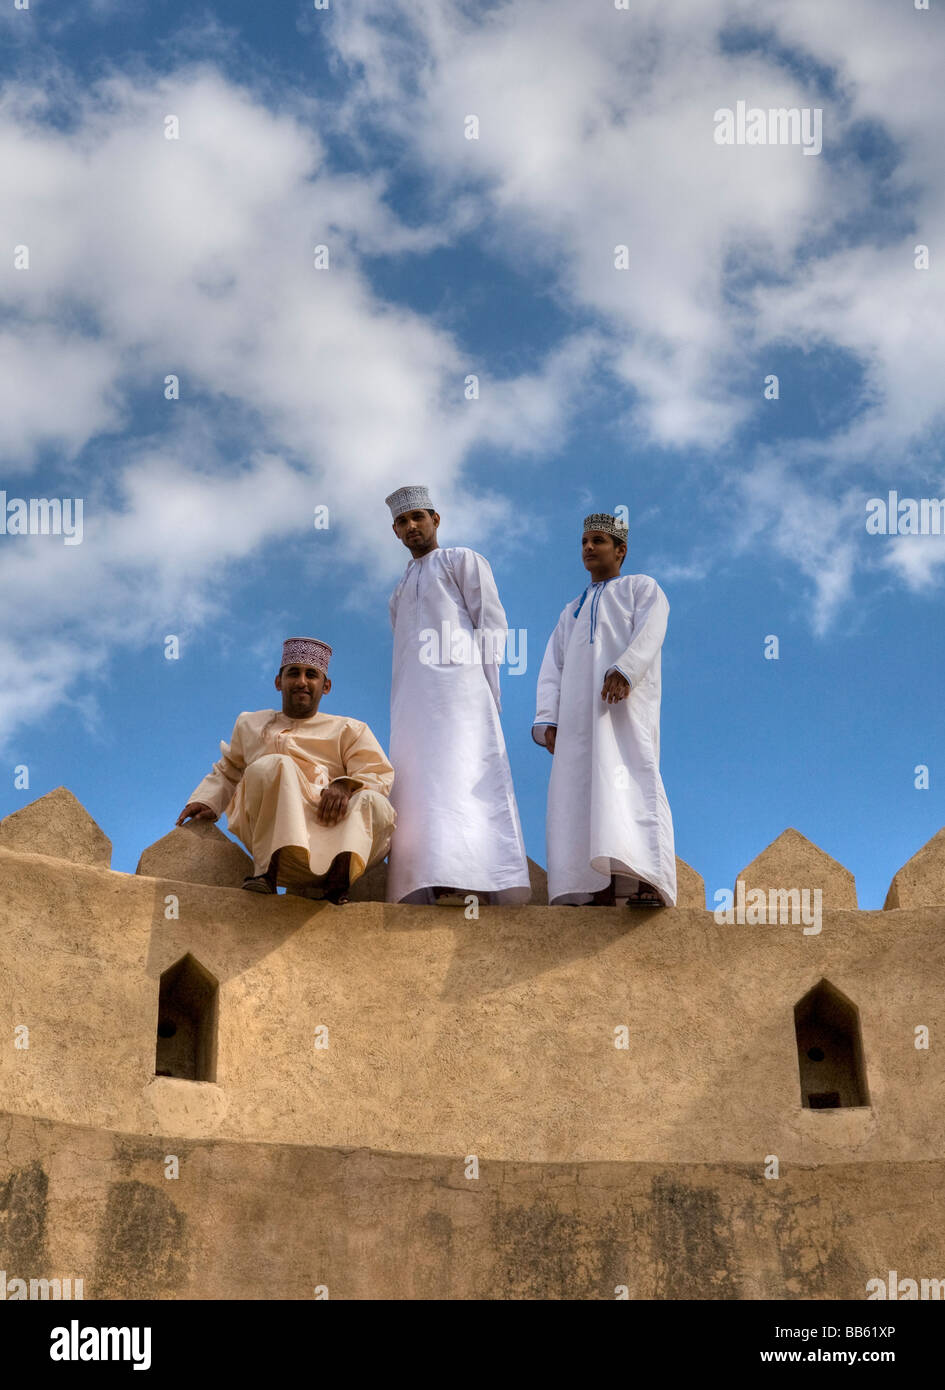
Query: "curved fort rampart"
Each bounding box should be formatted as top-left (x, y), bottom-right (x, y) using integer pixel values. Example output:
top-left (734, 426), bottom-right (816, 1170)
top-left (2, 789), bottom-right (944, 1298)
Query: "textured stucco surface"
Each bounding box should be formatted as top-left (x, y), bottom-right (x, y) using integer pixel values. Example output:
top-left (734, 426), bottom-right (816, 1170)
top-left (674, 855), bottom-right (706, 909)
top-left (136, 821), bottom-right (252, 888)
top-left (2, 799), bottom-right (944, 1301)
top-left (0, 787), bottom-right (111, 868)
top-left (884, 827), bottom-right (945, 911)
top-left (1, 1112), bottom-right (943, 1300)
top-left (736, 827), bottom-right (858, 909)
top-left (2, 843), bottom-right (943, 1164)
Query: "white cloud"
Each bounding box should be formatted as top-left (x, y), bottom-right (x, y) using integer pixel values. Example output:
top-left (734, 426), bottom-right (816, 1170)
top-left (328, 0), bottom-right (850, 448)
top-left (0, 328), bottom-right (123, 470)
top-left (736, 458), bottom-right (862, 633)
top-left (2, 1), bottom-right (944, 744)
top-left (327, 0), bottom-right (945, 597)
top-left (878, 512), bottom-right (945, 592)
top-left (0, 64), bottom-right (600, 744)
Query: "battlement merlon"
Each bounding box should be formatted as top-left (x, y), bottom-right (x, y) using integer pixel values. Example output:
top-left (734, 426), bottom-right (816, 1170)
top-left (1, 789), bottom-right (944, 1168)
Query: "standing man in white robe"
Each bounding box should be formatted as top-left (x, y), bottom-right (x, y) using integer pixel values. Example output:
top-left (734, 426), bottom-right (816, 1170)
top-left (385, 485), bottom-right (530, 905)
top-left (532, 514), bottom-right (676, 907)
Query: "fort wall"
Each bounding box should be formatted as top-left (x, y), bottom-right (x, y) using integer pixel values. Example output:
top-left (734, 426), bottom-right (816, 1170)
top-left (2, 789), bottom-right (944, 1298)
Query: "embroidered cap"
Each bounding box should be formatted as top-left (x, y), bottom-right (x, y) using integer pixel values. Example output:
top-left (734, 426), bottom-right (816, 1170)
top-left (386, 485), bottom-right (435, 520)
top-left (582, 512), bottom-right (629, 543)
top-left (280, 636), bottom-right (332, 674)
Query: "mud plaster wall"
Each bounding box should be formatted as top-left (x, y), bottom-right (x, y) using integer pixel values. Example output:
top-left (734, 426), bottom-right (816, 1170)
top-left (1, 847), bottom-right (944, 1168)
top-left (3, 827), bottom-right (945, 1301)
top-left (1, 1112), bottom-right (942, 1300)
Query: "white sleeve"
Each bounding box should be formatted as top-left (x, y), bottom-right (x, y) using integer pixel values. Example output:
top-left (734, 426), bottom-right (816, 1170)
top-left (446, 548), bottom-right (508, 711)
top-left (606, 577), bottom-right (669, 688)
top-left (532, 610), bottom-right (567, 745)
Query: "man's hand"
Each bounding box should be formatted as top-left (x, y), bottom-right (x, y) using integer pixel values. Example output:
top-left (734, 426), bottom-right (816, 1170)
top-left (317, 778), bottom-right (358, 826)
top-left (601, 671), bottom-right (631, 704)
top-left (177, 802), bottom-right (216, 826)
top-left (544, 726), bottom-right (557, 755)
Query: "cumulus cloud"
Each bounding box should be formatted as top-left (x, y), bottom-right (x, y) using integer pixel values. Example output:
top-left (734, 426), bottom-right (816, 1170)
top-left (327, 0), bottom-right (945, 602)
top-left (1, 2), bottom-right (943, 744)
top-left (0, 64), bottom-right (596, 480)
top-left (328, 0), bottom-right (843, 446)
top-left (0, 63), bottom-right (600, 742)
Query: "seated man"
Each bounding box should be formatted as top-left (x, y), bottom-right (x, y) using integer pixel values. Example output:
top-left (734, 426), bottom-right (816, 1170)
top-left (177, 637), bottom-right (395, 904)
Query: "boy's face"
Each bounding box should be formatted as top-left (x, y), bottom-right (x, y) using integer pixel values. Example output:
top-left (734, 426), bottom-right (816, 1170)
top-left (392, 509), bottom-right (439, 556)
top-left (582, 530), bottom-right (625, 578)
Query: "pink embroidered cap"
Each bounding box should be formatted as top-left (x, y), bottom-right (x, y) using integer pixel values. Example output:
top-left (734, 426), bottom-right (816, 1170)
top-left (280, 636), bottom-right (332, 674)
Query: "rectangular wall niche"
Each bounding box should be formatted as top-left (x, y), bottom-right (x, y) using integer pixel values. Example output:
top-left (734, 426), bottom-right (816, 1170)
top-left (794, 978), bottom-right (870, 1110)
top-left (155, 954), bottom-right (219, 1082)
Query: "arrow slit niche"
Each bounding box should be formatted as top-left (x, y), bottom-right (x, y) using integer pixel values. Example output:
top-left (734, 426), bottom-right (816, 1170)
top-left (155, 954), bottom-right (219, 1083)
top-left (794, 979), bottom-right (869, 1110)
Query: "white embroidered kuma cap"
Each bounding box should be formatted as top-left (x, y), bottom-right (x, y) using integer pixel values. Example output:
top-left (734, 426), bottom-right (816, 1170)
top-left (386, 485), bottom-right (435, 520)
top-left (582, 512), bottom-right (629, 543)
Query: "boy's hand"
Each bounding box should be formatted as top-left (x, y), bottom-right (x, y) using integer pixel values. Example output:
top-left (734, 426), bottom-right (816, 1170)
top-left (544, 726), bottom-right (557, 754)
top-left (177, 802), bottom-right (216, 825)
top-left (601, 671), bottom-right (630, 704)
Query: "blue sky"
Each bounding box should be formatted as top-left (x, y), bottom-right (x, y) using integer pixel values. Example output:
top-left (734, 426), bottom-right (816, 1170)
top-left (1, 0), bottom-right (943, 907)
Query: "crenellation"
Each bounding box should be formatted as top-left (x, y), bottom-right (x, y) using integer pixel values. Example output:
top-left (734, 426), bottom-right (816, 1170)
top-left (0, 788), bottom-right (111, 869)
top-left (136, 821), bottom-right (252, 889)
top-left (2, 790), bottom-right (944, 1299)
top-left (883, 828), bottom-right (945, 910)
top-left (735, 828), bottom-right (858, 910)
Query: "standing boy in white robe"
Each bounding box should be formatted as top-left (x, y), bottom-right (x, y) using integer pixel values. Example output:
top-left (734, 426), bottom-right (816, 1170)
top-left (532, 514), bottom-right (676, 907)
top-left (385, 485), bottom-right (530, 905)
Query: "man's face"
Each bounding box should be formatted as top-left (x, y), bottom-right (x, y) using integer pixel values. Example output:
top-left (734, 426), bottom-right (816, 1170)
top-left (274, 665), bottom-right (330, 717)
top-left (392, 509), bottom-right (439, 556)
top-left (582, 530), bottom-right (625, 577)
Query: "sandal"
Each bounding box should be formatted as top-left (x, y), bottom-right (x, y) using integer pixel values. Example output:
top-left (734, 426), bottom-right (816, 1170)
top-left (433, 887), bottom-right (469, 906)
top-left (626, 882), bottom-right (662, 907)
top-left (242, 874), bottom-right (277, 894)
